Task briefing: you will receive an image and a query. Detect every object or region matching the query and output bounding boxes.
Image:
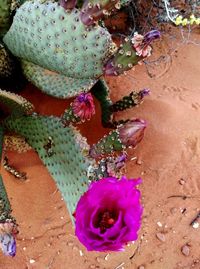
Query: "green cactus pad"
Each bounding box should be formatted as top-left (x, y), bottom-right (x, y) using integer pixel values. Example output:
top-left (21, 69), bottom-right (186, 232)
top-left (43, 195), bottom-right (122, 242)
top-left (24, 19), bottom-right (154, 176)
top-left (90, 129), bottom-right (124, 158)
top-left (0, 0), bottom-right (11, 38)
top-left (91, 79), bottom-right (113, 127)
top-left (4, 115), bottom-right (94, 217)
top-left (21, 60), bottom-right (96, 98)
top-left (0, 89), bottom-right (34, 119)
top-left (62, 107), bottom-right (81, 125)
top-left (4, 1), bottom-right (116, 79)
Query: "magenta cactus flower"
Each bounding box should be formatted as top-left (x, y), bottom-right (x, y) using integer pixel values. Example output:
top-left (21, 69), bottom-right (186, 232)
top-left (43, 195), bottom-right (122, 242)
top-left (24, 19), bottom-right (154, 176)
top-left (75, 176), bottom-right (143, 251)
top-left (72, 92), bottom-right (95, 121)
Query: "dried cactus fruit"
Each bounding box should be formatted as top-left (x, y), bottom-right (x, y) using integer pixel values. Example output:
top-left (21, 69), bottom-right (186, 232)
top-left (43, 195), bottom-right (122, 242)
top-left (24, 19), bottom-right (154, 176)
top-left (4, 1), bottom-right (116, 79)
top-left (21, 60), bottom-right (96, 98)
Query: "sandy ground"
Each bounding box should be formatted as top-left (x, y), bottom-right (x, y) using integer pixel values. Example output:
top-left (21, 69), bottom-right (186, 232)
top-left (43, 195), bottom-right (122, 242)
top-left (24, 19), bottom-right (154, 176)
top-left (1, 29), bottom-right (200, 269)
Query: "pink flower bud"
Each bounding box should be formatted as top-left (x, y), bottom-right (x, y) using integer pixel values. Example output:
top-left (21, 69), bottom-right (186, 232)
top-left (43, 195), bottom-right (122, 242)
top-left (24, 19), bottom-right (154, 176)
top-left (118, 119), bottom-right (147, 147)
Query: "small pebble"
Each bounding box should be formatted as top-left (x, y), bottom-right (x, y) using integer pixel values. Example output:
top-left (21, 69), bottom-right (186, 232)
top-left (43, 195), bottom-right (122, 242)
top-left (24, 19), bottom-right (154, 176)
top-left (136, 159), bottom-right (142, 165)
top-left (156, 232), bottom-right (166, 242)
top-left (179, 178), bottom-right (185, 185)
top-left (138, 266), bottom-right (145, 269)
top-left (104, 254), bottom-right (109, 261)
top-left (181, 245), bottom-right (190, 256)
top-left (170, 207), bottom-right (177, 214)
top-left (131, 157), bottom-right (137, 161)
top-left (157, 221), bottom-right (162, 227)
top-left (192, 222), bottom-right (199, 229)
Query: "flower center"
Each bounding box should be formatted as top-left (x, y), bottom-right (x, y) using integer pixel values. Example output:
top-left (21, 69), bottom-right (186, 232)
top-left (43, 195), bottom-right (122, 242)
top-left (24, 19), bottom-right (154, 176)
top-left (97, 211), bottom-right (116, 233)
top-left (77, 94), bottom-right (92, 108)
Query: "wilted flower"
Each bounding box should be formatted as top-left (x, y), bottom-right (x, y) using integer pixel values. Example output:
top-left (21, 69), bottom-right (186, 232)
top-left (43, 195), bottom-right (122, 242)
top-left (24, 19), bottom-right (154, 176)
top-left (0, 221), bottom-right (18, 235)
top-left (75, 176), bottom-right (142, 251)
top-left (106, 153), bottom-right (127, 177)
top-left (0, 234), bottom-right (16, 257)
top-left (72, 93), bottom-right (95, 121)
top-left (139, 88), bottom-right (150, 98)
top-left (0, 221), bottom-right (18, 257)
top-left (118, 119), bottom-right (147, 148)
top-left (132, 30), bottom-right (161, 57)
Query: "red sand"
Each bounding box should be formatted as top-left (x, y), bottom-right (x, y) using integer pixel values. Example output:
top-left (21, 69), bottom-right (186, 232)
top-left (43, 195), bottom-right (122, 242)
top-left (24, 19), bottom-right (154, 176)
top-left (1, 29), bottom-right (200, 269)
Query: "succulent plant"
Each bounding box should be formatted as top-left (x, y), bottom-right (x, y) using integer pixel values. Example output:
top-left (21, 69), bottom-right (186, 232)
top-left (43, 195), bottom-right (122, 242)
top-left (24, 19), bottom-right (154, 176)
top-left (0, 0), bottom-right (161, 256)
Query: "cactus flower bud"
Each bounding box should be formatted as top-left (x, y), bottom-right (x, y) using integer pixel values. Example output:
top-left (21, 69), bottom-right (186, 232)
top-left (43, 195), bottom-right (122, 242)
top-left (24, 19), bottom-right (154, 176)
top-left (89, 119), bottom-right (146, 158)
top-left (118, 119), bottom-right (147, 147)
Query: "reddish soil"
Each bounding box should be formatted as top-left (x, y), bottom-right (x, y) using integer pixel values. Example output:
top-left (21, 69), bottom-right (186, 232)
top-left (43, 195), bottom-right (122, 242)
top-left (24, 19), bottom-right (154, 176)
top-left (1, 29), bottom-right (200, 269)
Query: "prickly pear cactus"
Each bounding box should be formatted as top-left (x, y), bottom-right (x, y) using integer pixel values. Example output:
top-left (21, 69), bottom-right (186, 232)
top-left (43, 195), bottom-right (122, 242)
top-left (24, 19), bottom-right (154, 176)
top-left (3, 0), bottom-right (116, 79)
top-left (0, 0), bottom-right (162, 256)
